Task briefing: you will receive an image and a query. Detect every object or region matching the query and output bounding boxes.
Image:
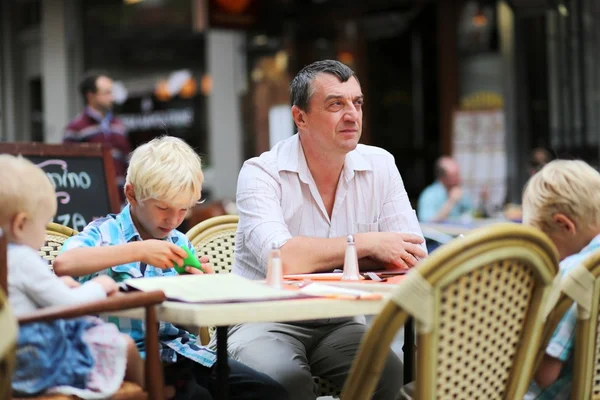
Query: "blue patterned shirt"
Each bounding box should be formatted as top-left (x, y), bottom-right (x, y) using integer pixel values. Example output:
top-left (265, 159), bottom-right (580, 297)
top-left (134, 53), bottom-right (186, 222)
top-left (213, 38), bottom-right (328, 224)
top-left (525, 234), bottom-right (600, 399)
top-left (60, 205), bottom-right (216, 367)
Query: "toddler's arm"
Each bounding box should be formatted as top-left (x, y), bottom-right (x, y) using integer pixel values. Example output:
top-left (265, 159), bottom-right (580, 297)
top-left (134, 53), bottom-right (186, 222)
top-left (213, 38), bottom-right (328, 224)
top-left (16, 248), bottom-right (110, 308)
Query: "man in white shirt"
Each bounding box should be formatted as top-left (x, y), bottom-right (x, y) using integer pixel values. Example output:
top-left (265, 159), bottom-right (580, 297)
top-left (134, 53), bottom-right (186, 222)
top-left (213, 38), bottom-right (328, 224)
top-left (229, 60), bottom-right (427, 400)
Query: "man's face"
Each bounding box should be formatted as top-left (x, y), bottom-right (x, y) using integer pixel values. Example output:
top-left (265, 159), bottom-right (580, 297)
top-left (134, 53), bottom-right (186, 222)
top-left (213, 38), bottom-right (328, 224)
top-left (440, 163), bottom-right (462, 189)
top-left (295, 73), bottom-right (363, 156)
top-left (88, 76), bottom-right (114, 113)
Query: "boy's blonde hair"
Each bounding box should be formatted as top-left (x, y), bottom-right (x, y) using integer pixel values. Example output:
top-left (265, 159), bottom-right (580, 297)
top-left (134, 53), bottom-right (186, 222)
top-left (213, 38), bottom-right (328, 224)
top-left (126, 136), bottom-right (204, 207)
top-left (0, 154), bottom-right (57, 226)
top-left (522, 159), bottom-right (600, 232)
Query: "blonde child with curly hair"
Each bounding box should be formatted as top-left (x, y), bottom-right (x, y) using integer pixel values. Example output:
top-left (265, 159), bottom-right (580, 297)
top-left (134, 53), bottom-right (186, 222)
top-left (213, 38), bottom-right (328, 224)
top-left (0, 154), bottom-right (144, 398)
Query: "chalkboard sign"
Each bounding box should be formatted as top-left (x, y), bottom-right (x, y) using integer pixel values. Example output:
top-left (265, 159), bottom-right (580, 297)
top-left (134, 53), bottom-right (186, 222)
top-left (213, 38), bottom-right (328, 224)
top-left (0, 143), bottom-right (120, 231)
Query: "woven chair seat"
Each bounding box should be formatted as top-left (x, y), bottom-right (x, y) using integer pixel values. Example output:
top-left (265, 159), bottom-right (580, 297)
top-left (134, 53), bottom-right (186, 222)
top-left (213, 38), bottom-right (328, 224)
top-left (39, 224), bottom-right (78, 271)
top-left (40, 235), bottom-right (68, 271)
top-left (436, 260), bottom-right (535, 397)
top-left (342, 223), bottom-right (560, 400)
top-left (194, 230), bottom-right (237, 275)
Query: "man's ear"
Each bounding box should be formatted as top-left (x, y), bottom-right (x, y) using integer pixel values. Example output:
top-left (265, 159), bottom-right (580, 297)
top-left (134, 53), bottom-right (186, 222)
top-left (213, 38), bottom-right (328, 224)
top-left (11, 212), bottom-right (28, 241)
top-left (291, 105), bottom-right (307, 130)
top-left (124, 184), bottom-right (137, 206)
top-left (553, 213), bottom-right (576, 234)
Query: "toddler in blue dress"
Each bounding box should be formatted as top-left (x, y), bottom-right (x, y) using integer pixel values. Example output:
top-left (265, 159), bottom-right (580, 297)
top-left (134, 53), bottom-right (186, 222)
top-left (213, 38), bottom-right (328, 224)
top-left (0, 154), bottom-right (145, 398)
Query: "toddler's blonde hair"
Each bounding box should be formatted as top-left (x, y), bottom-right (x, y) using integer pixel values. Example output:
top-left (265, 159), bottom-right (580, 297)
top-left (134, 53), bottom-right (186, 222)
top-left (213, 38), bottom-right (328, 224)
top-left (0, 154), bottom-right (57, 226)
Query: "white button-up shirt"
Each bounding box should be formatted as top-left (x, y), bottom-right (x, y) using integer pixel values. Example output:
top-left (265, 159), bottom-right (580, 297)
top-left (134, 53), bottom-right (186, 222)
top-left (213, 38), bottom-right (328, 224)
top-left (233, 134), bottom-right (424, 279)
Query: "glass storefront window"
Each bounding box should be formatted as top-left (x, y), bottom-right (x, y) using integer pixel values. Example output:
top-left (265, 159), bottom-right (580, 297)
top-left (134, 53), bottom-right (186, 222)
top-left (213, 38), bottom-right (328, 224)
top-left (82, 0), bottom-right (209, 162)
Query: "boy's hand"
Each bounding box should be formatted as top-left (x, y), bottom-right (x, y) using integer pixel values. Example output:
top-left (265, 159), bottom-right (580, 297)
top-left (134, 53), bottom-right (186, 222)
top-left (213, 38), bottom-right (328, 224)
top-left (59, 276), bottom-right (81, 288)
top-left (92, 275), bottom-right (119, 296)
top-left (185, 255), bottom-right (214, 274)
top-left (139, 240), bottom-right (187, 270)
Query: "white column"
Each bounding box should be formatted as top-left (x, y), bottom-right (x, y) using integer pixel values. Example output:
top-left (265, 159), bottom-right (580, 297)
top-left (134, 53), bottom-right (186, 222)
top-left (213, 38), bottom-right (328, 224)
top-left (64, 0), bottom-right (84, 119)
top-left (206, 30), bottom-right (246, 200)
top-left (0, 1), bottom-right (17, 141)
top-left (41, 0), bottom-right (70, 143)
top-left (498, 1), bottom-right (519, 203)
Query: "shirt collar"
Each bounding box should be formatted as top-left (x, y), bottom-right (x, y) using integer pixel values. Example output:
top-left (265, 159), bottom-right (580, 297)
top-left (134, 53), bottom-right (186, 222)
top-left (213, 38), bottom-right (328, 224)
top-left (276, 134), bottom-right (372, 182)
top-left (117, 204), bottom-right (142, 242)
top-left (85, 106), bottom-right (112, 123)
top-left (116, 204), bottom-right (179, 244)
top-left (343, 147), bottom-right (372, 180)
top-left (580, 233), bottom-right (600, 255)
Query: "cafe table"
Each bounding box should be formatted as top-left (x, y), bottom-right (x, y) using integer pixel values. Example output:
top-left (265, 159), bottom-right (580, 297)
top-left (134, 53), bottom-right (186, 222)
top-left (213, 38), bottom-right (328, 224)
top-left (109, 274), bottom-right (390, 400)
top-left (421, 217), bottom-right (509, 237)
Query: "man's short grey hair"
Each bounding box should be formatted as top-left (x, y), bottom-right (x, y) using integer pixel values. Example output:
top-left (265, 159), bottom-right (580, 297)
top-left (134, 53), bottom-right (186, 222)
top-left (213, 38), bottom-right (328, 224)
top-left (290, 60), bottom-right (359, 111)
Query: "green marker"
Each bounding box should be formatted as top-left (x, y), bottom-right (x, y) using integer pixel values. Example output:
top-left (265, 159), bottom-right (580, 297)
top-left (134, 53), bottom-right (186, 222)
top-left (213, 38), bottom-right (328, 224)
top-left (174, 245), bottom-right (205, 274)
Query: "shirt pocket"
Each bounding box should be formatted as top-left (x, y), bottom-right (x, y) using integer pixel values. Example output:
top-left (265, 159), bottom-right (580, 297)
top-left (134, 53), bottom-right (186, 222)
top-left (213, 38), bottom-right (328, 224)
top-left (378, 210), bottom-right (422, 234)
top-left (356, 221), bottom-right (379, 233)
top-left (111, 264), bottom-right (144, 279)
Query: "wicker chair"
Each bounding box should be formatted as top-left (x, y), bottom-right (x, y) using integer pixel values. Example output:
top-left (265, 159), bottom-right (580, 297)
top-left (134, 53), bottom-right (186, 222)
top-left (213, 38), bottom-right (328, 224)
top-left (186, 215), bottom-right (342, 398)
top-left (0, 286), bottom-right (17, 400)
top-left (186, 215), bottom-right (239, 274)
top-left (537, 248), bottom-right (600, 399)
top-left (342, 223), bottom-right (560, 400)
top-left (0, 231), bottom-right (18, 400)
top-left (1, 225), bottom-right (168, 400)
top-left (40, 223), bottom-right (78, 271)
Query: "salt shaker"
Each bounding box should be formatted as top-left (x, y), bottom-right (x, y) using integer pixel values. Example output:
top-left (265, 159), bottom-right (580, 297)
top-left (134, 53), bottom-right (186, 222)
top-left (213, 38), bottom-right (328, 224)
top-left (342, 235), bottom-right (361, 281)
top-left (266, 242), bottom-right (283, 289)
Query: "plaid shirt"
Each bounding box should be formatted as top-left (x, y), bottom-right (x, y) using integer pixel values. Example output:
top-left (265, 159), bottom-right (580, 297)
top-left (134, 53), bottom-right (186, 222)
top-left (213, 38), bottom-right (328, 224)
top-left (525, 234), bottom-right (600, 399)
top-left (61, 205), bottom-right (216, 367)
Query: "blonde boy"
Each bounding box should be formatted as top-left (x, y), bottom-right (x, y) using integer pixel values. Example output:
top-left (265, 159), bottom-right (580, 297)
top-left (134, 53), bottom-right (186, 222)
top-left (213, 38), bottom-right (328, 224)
top-left (54, 136), bottom-right (287, 400)
top-left (522, 159), bottom-right (600, 399)
top-left (0, 155), bottom-right (144, 397)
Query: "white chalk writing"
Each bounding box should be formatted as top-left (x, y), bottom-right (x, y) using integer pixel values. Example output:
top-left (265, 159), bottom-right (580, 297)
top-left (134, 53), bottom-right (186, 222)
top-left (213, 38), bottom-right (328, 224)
top-left (56, 213), bottom-right (87, 231)
top-left (46, 170), bottom-right (92, 190)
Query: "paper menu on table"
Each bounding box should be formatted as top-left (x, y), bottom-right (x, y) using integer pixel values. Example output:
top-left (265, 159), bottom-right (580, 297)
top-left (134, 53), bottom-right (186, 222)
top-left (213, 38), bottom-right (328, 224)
top-left (124, 274), bottom-right (305, 304)
top-left (298, 283), bottom-right (382, 300)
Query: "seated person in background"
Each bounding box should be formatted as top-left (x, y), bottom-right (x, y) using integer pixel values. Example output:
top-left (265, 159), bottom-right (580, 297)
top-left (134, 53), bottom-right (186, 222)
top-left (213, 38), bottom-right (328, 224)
top-left (53, 136), bottom-right (288, 400)
top-left (417, 156), bottom-right (476, 222)
top-left (528, 147), bottom-right (552, 176)
top-left (0, 154), bottom-right (144, 398)
top-left (522, 159), bottom-right (600, 398)
top-left (228, 60), bottom-right (427, 400)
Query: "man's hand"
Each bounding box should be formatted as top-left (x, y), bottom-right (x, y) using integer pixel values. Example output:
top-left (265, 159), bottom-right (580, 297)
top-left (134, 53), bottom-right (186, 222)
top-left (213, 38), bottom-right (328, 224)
top-left (365, 232), bottom-right (427, 270)
top-left (91, 275), bottom-right (119, 296)
top-left (185, 255), bottom-right (214, 274)
top-left (448, 186), bottom-right (463, 203)
top-left (59, 276), bottom-right (81, 288)
top-left (137, 240), bottom-right (187, 270)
